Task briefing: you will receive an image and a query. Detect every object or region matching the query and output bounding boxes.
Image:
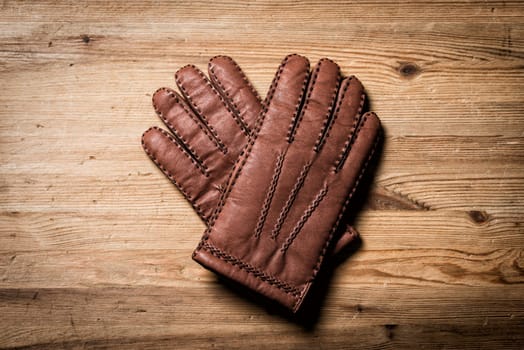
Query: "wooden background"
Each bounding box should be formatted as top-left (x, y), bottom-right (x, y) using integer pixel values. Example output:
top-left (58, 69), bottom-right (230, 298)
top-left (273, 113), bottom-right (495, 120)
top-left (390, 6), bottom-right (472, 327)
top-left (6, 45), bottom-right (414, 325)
top-left (1, 1), bottom-right (523, 348)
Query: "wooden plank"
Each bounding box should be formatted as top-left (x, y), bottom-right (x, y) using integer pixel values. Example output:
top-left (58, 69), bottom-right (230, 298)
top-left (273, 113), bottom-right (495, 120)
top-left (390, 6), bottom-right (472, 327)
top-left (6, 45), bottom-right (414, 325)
top-left (0, 172), bottom-right (522, 211)
top-left (0, 1), bottom-right (523, 25)
top-left (1, 135), bottom-right (522, 213)
top-left (1, 247), bottom-right (522, 288)
top-left (1, 210), bottom-right (522, 251)
top-left (0, 286), bottom-right (522, 349)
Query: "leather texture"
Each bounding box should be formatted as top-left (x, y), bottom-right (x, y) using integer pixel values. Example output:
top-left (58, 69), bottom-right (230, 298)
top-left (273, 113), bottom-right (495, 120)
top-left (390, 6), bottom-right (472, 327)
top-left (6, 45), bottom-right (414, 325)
top-left (192, 54), bottom-right (381, 312)
top-left (141, 56), bottom-right (358, 255)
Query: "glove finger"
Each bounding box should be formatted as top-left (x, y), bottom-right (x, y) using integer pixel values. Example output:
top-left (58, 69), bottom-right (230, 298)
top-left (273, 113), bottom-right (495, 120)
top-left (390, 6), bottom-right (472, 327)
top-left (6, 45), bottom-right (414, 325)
top-left (314, 76), bottom-right (366, 170)
top-left (336, 111), bottom-right (382, 189)
top-left (332, 224), bottom-right (359, 256)
top-left (141, 126), bottom-right (220, 223)
top-left (257, 54), bottom-right (310, 142)
top-left (208, 56), bottom-right (263, 133)
top-left (175, 65), bottom-right (249, 160)
top-left (288, 58), bottom-right (341, 149)
top-left (152, 87), bottom-right (227, 169)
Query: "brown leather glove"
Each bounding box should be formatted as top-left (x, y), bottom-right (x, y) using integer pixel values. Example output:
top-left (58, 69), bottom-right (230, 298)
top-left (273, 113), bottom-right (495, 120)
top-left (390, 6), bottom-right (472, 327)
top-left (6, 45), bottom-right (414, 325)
top-left (192, 54), bottom-right (381, 312)
top-left (141, 56), bottom-right (358, 254)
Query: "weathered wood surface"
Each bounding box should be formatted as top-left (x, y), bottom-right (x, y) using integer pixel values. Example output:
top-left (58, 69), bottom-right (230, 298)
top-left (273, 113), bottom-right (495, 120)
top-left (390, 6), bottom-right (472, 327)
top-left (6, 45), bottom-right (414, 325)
top-left (1, 1), bottom-right (523, 348)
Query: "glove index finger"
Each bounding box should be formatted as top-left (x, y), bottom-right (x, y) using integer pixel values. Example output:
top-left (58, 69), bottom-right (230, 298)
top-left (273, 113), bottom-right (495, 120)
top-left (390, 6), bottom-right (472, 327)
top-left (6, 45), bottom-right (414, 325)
top-left (288, 58), bottom-right (341, 148)
top-left (208, 56), bottom-right (263, 133)
top-left (256, 54), bottom-right (310, 144)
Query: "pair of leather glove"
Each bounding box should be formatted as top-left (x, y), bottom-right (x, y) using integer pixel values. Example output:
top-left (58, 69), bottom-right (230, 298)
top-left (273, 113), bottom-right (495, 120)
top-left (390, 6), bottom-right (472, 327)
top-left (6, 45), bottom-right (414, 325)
top-left (142, 54), bottom-right (381, 312)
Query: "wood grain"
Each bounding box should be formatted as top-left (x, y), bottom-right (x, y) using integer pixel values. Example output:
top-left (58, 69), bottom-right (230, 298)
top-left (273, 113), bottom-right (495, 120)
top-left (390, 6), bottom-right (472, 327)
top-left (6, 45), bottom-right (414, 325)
top-left (1, 0), bottom-right (523, 349)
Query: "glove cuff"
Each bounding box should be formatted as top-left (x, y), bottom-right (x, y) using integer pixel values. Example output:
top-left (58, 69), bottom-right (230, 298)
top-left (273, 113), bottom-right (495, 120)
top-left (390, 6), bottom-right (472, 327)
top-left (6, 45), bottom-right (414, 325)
top-left (193, 241), bottom-right (311, 312)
